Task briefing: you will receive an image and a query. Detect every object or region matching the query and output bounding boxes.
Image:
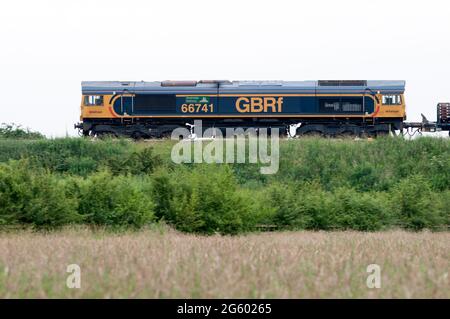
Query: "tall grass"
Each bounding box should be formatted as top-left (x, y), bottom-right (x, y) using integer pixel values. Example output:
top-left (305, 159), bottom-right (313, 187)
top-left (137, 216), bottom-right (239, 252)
top-left (0, 229), bottom-right (448, 298)
top-left (0, 137), bottom-right (448, 233)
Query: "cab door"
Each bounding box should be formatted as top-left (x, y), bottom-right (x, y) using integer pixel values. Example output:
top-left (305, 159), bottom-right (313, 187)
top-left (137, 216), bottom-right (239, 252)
top-left (119, 90), bottom-right (134, 116)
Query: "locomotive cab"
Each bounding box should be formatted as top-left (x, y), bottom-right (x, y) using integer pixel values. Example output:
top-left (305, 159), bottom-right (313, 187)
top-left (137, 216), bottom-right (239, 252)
top-left (375, 92), bottom-right (406, 120)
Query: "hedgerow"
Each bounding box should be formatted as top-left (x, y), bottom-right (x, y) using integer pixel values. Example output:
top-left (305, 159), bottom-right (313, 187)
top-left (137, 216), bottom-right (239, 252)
top-left (0, 136), bottom-right (448, 233)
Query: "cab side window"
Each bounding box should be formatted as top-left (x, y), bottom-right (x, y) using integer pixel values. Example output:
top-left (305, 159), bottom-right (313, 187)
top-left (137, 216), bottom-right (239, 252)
top-left (84, 95), bottom-right (104, 106)
top-left (382, 95), bottom-right (401, 105)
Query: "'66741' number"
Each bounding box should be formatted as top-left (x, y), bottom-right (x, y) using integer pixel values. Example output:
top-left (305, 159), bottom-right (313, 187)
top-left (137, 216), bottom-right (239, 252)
top-left (180, 103), bottom-right (214, 113)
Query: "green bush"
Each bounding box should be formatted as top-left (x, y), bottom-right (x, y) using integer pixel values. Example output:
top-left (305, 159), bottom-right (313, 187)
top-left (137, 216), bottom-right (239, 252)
top-left (152, 170), bottom-right (176, 221)
top-left (263, 183), bottom-right (391, 231)
top-left (0, 161), bottom-right (33, 225)
top-left (78, 171), bottom-right (154, 227)
top-left (263, 182), bottom-right (312, 229)
top-left (0, 138), bottom-right (165, 177)
top-left (329, 188), bottom-right (391, 231)
top-left (392, 175), bottom-right (445, 230)
top-left (106, 147), bottom-right (163, 175)
top-left (438, 190), bottom-right (450, 227)
top-left (0, 160), bottom-right (81, 228)
top-left (153, 166), bottom-right (254, 234)
top-left (0, 138), bottom-right (136, 175)
top-left (0, 123), bottom-right (45, 140)
top-left (263, 136), bottom-right (450, 192)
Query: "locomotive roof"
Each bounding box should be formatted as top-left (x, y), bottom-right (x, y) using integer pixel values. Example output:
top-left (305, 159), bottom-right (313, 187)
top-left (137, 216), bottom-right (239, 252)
top-left (82, 80), bottom-right (405, 95)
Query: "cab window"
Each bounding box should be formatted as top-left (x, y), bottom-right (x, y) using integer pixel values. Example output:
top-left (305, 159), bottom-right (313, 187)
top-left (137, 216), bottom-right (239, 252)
top-left (84, 95), bottom-right (104, 106)
top-left (382, 95), bottom-right (401, 105)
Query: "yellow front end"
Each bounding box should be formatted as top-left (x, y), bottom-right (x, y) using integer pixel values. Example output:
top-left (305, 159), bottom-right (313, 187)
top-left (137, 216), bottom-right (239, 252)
top-left (374, 93), bottom-right (406, 119)
top-left (80, 94), bottom-right (116, 120)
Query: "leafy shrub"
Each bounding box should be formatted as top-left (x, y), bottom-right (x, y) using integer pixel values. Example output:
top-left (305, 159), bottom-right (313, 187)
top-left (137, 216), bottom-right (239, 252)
top-left (106, 147), bottom-right (163, 175)
top-left (0, 123), bottom-right (45, 140)
top-left (349, 164), bottom-right (380, 191)
top-left (152, 170), bottom-right (175, 221)
top-left (0, 138), bottom-right (138, 176)
top-left (0, 138), bottom-right (164, 177)
top-left (153, 166), bottom-right (253, 234)
top-left (0, 161), bottom-right (33, 225)
top-left (78, 171), bottom-right (154, 227)
top-left (391, 175), bottom-right (445, 230)
top-left (263, 182), bottom-right (392, 231)
top-left (438, 190), bottom-right (450, 227)
top-left (263, 182), bottom-right (312, 229)
top-left (329, 188), bottom-right (391, 231)
top-left (258, 136), bottom-right (450, 192)
top-left (0, 160), bottom-right (80, 228)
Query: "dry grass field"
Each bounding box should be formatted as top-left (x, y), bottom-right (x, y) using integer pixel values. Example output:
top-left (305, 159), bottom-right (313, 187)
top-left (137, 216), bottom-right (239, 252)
top-left (0, 228), bottom-right (448, 298)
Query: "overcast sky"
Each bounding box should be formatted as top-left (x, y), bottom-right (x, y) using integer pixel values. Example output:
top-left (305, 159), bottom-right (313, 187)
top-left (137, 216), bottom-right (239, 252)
top-left (1, 0), bottom-right (449, 137)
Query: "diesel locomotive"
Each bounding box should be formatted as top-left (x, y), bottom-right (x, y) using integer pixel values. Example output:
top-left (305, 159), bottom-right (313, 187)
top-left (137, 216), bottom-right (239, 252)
top-left (75, 79), bottom-right (425, 138)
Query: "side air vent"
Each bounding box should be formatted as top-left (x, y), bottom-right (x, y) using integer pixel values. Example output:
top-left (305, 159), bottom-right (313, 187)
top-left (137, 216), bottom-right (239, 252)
top-left (161, 80), bottom-right (197, 87)
top-left (318, 80), bottom-right (367, 86)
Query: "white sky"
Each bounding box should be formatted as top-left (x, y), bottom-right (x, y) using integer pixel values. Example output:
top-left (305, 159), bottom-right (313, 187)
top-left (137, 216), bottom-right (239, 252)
top-left (1, 0), bottom-right (449, 137)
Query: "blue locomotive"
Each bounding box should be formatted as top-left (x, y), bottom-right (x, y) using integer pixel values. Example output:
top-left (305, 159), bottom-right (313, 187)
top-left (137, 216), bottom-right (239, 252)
top-left (76, 79), bottom-right (413, 138)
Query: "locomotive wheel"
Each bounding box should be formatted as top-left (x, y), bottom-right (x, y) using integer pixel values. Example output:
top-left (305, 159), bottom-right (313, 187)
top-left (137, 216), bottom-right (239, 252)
top-left (95, 131), bottom-right (118, 139)
top-left (159, 131), bottom-right (173, 139)
top-left (375, 130), bottom-right (390, 137)
top-left (336, 131), bottom-right (355, 138)
top-left (131, 131), bottom-right (145, 140)
top-left (300, 130), bottom-right (324, 137)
